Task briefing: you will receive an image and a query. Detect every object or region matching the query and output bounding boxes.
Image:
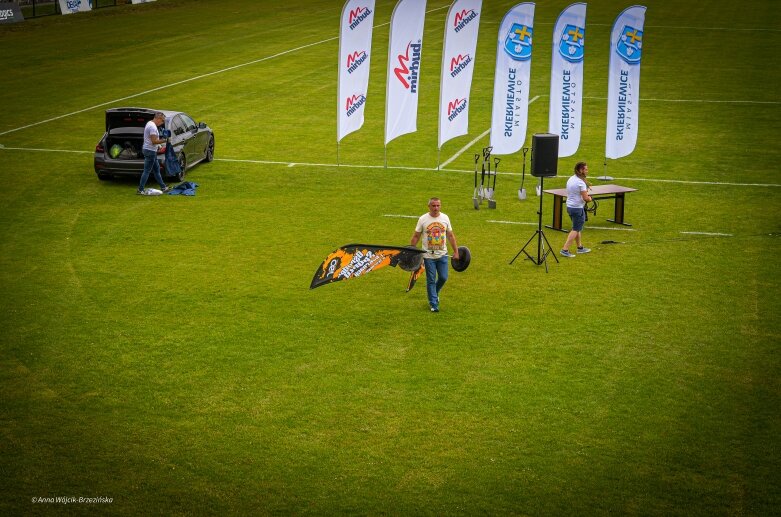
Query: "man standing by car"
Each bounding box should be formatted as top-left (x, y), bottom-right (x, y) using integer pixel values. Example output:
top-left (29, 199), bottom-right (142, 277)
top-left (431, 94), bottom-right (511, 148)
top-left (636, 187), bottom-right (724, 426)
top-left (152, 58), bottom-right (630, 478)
top-left (138, 111), bottom-right (172, 195)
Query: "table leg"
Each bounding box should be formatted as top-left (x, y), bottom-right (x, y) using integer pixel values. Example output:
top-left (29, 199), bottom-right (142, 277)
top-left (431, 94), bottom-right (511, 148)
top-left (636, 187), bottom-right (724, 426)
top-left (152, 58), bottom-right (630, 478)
top-left (607, 193), bottom-right (632, 226)
top-left (546, 194), bottom-right (565, 232)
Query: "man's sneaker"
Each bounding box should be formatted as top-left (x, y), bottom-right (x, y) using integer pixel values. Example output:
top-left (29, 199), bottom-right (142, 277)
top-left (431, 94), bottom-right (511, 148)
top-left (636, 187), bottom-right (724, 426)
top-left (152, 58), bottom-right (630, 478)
top-left (161, 185), bottom-right (173, 193)
top-left (430, 306), bottom-right (439, 313)
top-left (560, 249), bottom-right (575, 258)
top-left (577, 246), bottom-right (591, 254)
top-left (137, 189), bottom-right (145, 195)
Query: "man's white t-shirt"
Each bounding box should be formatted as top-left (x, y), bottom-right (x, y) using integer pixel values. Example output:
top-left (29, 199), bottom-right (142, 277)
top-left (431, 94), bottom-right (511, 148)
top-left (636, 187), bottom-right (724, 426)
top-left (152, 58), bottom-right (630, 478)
top-left (566, 175), bottom-right (588, 208)
top-left (143, 120), bottom-right (161, 152)
top-left (415, 213), bottom-right (452, 258)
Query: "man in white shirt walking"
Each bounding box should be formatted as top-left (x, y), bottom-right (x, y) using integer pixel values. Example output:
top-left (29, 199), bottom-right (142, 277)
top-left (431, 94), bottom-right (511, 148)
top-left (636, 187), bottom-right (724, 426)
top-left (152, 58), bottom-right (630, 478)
top-left (560, 162), bottom-right (592, 257)
top-left (410, 198), bottom-right (460, 312)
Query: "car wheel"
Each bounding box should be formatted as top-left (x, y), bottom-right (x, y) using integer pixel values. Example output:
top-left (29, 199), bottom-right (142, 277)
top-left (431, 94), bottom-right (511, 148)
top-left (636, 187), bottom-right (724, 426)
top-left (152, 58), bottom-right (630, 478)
top-left (177, 152), bottom-right (187, 181)
top-left (205, 135), bottom-right (214, 162)
top-left (97, 172), bottom-right (112, 181)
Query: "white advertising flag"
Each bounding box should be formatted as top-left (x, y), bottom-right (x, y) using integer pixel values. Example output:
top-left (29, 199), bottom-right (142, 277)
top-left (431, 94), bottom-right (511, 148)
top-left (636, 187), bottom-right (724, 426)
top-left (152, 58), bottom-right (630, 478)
top-left (548, 3), bottom-right (587, 158)
top-left (605, 5), bottom-right (646, 159)
top-left (438, 0), bottom-right (482, 149)
top-left (489, 3), bottom-right (535, 155)
top-left (337, 1), bottom-right (376, 142)
top-left (385, 0), bottom-right (427, 145)
top-left (58, 0), bottom-right (91, 14)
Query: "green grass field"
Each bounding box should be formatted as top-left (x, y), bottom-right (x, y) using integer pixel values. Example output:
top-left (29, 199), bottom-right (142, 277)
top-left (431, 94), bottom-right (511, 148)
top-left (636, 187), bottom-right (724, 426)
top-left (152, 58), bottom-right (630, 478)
top-left (1, 0), bottom-right (779, 514)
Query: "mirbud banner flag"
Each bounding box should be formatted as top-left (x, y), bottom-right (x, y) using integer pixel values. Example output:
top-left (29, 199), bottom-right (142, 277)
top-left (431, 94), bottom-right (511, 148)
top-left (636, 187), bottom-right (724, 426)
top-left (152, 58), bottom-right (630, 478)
top-left (58, 0), bottom-right (91, 14)
top-left (438, 0), bottom-right (482, 149)
top-left (548, 3), bottom-right (586, 158)
top-left (489, 3), bottom-right (535, 155)
top-left (337, 0), bottom-right (376, 142)
top-left (385, 0), bottom-right (427, 145)
top-left (605, 5), bottom-right (646, 159)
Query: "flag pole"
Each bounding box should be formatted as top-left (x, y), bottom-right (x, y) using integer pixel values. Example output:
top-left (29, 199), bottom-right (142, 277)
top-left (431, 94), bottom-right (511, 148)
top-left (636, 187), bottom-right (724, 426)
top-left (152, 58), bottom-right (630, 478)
top-left (598, 157), bottom-right (613, 181)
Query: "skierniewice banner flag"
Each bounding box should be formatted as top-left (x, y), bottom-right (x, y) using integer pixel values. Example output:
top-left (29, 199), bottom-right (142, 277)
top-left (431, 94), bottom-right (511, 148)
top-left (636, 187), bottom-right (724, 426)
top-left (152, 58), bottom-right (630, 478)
top-left (58, 0), bottom-right (91, 14)
top-left (337, 1), bottom-right (376, 142)
top-left (385, 0), bottom-right (427, 145)
top-left (489, 3), bottom-right (535, 155)
top-left (548, 3), bottom-right (586, 158)
top-left (438, 0), bottom-right (482, 149)
top-left (605, 5), bottom-right (646, 159)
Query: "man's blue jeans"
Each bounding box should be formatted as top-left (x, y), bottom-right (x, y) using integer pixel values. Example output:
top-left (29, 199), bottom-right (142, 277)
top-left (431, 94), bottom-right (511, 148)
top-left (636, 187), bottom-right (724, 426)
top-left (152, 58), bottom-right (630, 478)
top-left (424, 256), bottom-right (449, 310)
top-left (139, 149), bottom-right (166, 192)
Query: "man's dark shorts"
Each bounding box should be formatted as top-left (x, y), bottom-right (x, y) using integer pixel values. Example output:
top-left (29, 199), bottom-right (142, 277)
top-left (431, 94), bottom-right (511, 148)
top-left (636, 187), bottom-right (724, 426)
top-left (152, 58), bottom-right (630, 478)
top-left (567, 206), bottom-right (585, 232)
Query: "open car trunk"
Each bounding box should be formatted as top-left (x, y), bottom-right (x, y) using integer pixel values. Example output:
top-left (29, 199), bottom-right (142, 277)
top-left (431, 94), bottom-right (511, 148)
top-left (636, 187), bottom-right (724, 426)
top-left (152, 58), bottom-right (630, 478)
top-left (105, 134), bottom-right (143, 160)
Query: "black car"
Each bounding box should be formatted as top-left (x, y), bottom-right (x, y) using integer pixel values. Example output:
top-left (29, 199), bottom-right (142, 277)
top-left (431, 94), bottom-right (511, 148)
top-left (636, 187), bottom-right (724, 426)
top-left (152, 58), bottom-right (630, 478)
top-left (94, 107), bottom-right (214, 181)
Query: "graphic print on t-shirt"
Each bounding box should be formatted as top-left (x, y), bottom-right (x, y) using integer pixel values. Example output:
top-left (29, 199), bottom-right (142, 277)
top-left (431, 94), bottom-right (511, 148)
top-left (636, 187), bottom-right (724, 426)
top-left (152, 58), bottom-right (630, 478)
top-left (426, 222), bottom-right (447, 251)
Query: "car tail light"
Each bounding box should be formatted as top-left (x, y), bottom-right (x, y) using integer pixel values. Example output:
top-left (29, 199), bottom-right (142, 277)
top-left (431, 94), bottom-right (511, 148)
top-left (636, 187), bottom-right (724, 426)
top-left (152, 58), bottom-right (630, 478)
top-left (95, 144), bottom-right (104, 153)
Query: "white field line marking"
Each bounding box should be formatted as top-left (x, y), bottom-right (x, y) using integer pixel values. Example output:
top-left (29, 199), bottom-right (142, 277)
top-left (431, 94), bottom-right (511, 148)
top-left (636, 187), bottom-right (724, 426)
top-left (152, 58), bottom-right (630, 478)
top-left (486, 220), bottom-right (538, 227)
top-left (612, 176), bottom-right (781, 188)
top-left (680, 231), bottom-right (733, 236)
top-left (0, 5), bottom-right (451, 138)
top-left (0, 146), bottom-right (93, 154)
top-left (487, 220), bottom-right (636, 231)
top-left (439, 95), bottom-right (540, 169)
top-left (0, 39), bottom-right (337, 137)
top-left (383, 214), bottom-right (418, 219)
top-left (439, 129), bottom-right (490, 169)
top-left (586, 225), bottom-right (637, 232)
top-left (3, 147), bottom-right (780, 189)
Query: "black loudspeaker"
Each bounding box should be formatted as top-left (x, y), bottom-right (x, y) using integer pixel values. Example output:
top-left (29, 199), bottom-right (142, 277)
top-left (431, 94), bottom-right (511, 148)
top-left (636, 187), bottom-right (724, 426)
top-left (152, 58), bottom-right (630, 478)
top-left (531, 133), bottom-right (559, 177)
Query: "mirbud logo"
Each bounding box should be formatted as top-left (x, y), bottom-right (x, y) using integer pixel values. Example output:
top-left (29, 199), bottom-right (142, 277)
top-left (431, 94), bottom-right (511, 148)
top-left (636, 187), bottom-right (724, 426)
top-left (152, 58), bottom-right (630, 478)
top-left (449, 53), bottom-right (472, 78)
top-left (394, 41), bottom-right (422, 93)
top-left (453, 9), bottom-right (477, 33)
top-left (348, 6), bottom-right (372, 30)
top-left (447, 98), bottom-right (467, 122)
top-left (345, 94), bottom-right (367, 117)
top-left (346, 51), bottom-right (368, 74)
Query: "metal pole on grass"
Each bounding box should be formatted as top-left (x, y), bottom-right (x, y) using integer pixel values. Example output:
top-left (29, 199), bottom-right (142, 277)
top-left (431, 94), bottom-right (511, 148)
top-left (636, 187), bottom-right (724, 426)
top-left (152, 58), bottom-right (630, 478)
top-left (598, 157), bottom-right (614, 181)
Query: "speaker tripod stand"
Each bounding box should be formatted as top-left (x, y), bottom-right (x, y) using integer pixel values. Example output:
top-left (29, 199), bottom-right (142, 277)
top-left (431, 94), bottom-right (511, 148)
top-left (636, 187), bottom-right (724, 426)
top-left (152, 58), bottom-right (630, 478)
top-left (510, 176), bottom-right (559, 272)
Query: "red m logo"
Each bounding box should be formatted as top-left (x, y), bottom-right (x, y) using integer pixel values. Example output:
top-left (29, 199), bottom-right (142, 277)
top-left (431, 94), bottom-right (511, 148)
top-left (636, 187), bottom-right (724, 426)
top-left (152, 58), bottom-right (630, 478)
top-left (393, 43), bottom-right (411, 89)
top-left (348, 7), bottom-right (366, 24)
top-left (447, 99), bottom-right (465, 116)
top-left (454, 9), bottom-right (474, 26)
top-left (345, 95), bottom-right (363, 110)
top-left (346, 51), bottom-right (364, 67)
top-left (450, 54), bottom-right (469, 72)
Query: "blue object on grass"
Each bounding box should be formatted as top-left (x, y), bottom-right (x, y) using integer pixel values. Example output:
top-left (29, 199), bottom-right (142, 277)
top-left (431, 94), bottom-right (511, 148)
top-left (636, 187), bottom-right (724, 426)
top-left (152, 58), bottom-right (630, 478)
top-left (167, 182), bottom-right (199, 196)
